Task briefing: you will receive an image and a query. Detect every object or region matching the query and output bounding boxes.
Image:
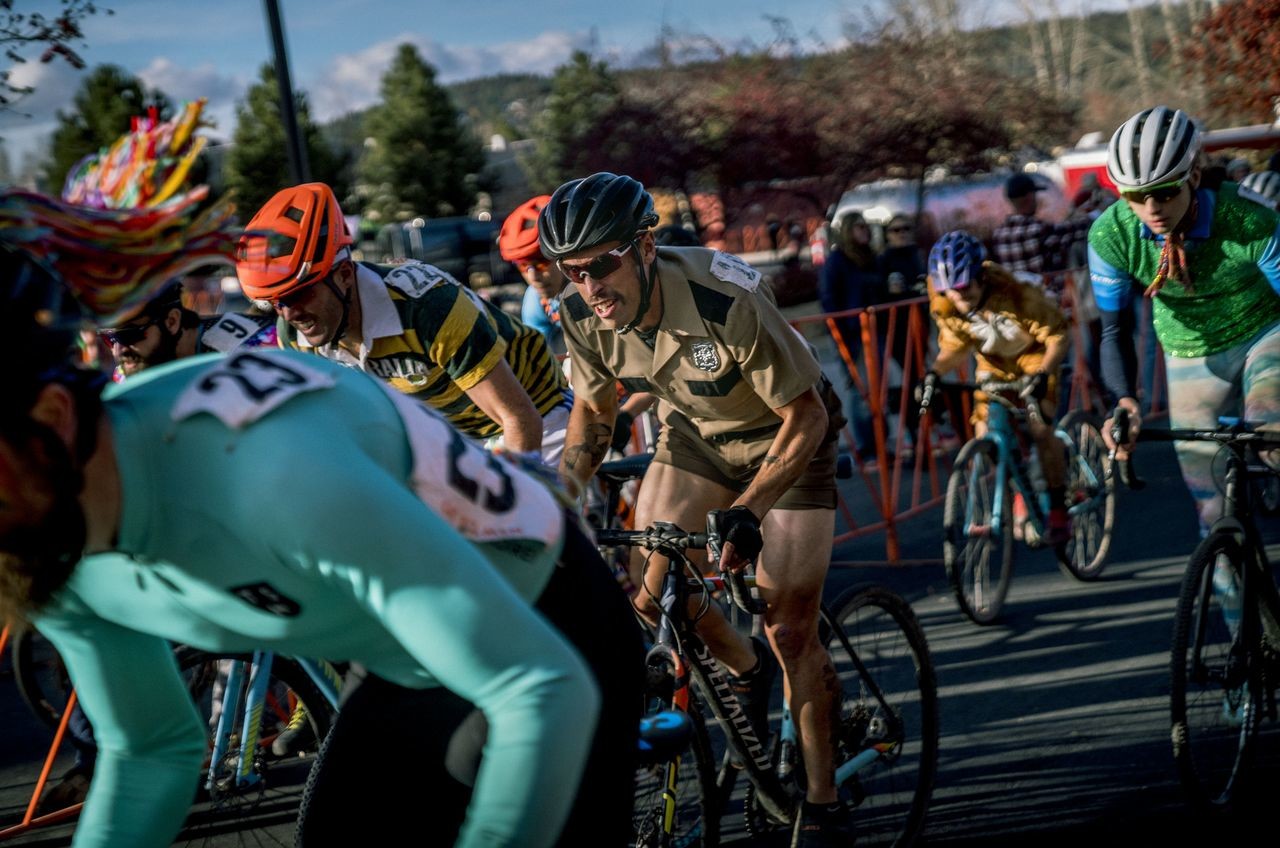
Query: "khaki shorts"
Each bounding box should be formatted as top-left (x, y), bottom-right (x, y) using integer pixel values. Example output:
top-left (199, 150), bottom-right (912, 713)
top-left (652, 415), bottom-right (838, 510)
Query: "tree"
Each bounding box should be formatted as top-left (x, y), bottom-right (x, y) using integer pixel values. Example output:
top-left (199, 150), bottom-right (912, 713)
top-left (44, 63), bottom-right (169, 194)
top-left (1, 0), bottom-right (110, 108)
top-left (1184, 0), bottom-right (1280, 125)
top-left (525, 51), bottom-right (623, 191)
top-left (357, 44), bottom-right (484, 221)
top-left (225, 63), bottom-right (342, 219)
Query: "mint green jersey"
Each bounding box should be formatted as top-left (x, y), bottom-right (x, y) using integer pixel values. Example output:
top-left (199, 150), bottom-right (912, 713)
top-left (32, 350), bottom-right (591, 848)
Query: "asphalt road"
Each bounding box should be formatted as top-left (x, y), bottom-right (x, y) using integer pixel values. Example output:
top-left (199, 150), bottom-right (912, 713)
top-left (3, 437), bottom-right (1278, 847)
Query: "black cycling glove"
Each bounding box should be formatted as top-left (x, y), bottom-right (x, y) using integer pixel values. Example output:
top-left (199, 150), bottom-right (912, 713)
top-left (1022, 371), bottom-right (1049, 401)
top-left (717, 505), bottom-right (763, 563)
top-left (611, 410), bottom-right (635, 452)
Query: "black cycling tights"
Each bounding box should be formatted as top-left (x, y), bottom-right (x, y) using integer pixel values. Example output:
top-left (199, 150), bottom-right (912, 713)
top-left (296, 516), bottom-right (645, 847)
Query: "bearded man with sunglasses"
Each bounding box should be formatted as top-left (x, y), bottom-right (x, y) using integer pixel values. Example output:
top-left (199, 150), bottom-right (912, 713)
top-left (542, 172), bottom-right (852, 845)
top-left (99, 281), bottom-right (275, 380)
top-left (237, 183), bottom-right (572, 465)
top-left (1093, 106), bottom-right (1280, 531)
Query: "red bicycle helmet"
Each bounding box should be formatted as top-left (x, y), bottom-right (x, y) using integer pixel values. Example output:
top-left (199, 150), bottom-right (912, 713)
top-left (236, 183), bottom-right (352, 302)
top-left (499, 195), bottom-right (552, 263)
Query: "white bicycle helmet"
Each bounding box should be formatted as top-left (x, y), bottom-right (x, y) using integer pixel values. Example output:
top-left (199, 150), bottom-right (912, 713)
top-left (1106, 106), bottom-right (1201, 192)
top-left (1240, 170), bottom-right (1280, 206)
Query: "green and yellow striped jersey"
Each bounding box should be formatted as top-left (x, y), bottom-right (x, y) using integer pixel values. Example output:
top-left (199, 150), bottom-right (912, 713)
top-left (283, 261), bottom-right (568, 438)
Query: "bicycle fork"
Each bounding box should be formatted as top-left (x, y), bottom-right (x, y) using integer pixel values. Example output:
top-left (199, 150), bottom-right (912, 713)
top-left (206, 652), bottom-right (275, 793)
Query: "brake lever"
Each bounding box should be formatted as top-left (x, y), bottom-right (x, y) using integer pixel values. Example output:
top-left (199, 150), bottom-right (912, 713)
top-left (706, 509), bottom-right (767, 616)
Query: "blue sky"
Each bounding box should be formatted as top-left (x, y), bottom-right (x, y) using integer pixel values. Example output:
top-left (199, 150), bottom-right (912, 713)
top-left (0, 0), bottom-right (1120, 169)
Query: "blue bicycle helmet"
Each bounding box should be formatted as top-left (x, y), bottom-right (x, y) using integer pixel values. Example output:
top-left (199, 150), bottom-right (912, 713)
top-left (929, 231), bottom-right (986, 292)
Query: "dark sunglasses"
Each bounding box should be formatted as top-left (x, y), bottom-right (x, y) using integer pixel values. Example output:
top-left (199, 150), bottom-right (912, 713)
top-left (100, 316), bottom-right (159, 347)
top-left (1122, 181), bottom-right (1185, 204)
top-left (557, 243), bottom-right (634, 285)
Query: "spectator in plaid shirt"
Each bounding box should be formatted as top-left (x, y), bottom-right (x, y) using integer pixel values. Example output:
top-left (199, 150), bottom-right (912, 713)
top-left (992, 174), bottom-right (1091, 283)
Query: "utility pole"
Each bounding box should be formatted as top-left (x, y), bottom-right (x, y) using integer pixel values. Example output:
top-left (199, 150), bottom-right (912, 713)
top-left (263, 0), bottom-right (311, 184)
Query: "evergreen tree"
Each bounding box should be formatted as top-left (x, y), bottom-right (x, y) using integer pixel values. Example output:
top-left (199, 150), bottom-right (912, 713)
top-left (358, 44), bottom-right (485, 222)
top-left (526, 51), bottom-right (622, 191)
top-left (225, 63), bottom-right (341, 219)
top-left (44, 64), bottom-right (170, 193)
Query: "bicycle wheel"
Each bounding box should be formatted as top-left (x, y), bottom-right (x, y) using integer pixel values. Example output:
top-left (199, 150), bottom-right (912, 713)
top-left (821, 584), bottom-right (939, 848)
top-left (11, 628), bottom-right (72, 729)
top-left (630, 641), bottom-right (721, 848)
top-left (174, 648), bottom-right (334, 846)
top-left (1170, 532), bottom-right (1260, 811)
top-left (1056, 411), bottom-right (1115, 581)
top-left (943, 438), bottom-right (1014, 624)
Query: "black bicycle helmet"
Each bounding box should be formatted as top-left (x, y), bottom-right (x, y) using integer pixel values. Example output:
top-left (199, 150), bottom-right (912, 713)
top-left (537, 172), bottom-right (659, 260)
top-left (539, 173), bottom-right (661, 334)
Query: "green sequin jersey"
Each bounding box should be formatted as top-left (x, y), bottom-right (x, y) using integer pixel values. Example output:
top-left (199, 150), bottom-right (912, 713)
top-left (1088, 185), bottom-right (1280, 357)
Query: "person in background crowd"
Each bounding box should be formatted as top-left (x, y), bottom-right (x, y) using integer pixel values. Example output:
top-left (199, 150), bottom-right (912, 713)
top-left (1226, 157), bottom-right (1252, 184)
top-left (500, 195), bottom-right (568, 355)
top-left (992, 174), bottom-right (1091, 284)
top-left (874, 213), bottom-right (928, 464)
top-left (818, 212), bottom-right (880, 457)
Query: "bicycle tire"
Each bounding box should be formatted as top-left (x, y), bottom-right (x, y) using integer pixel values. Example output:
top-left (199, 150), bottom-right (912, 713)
top-left (944, 438), bottom-right (1014, 624)
top-left (1169, 532), bottom-right (1260, 812)
top-left (11, 628), bottom-right (71, 730)
top-left (821, 584), bottom-right (939, 848)
top-left (1056, 411), bottom-right (1115, 581)
top-left (631, 691), bottom-right (721, 848)
top-left (173, 648), bottom-right (335, 846)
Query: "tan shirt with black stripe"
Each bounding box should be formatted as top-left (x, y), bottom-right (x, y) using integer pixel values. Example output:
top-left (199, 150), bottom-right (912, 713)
top-left (561, 247), bottom-right (822, 460)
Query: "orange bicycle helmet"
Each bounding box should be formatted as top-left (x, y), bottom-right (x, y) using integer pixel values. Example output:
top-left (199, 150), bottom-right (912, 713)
top-left (499, 195), bottom-right (552, 263)
top-left (236, 183), bottom-right (353, 301)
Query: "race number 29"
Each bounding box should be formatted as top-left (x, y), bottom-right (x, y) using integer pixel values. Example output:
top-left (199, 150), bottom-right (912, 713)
top-left (171, 351), bottom-right (336, 429)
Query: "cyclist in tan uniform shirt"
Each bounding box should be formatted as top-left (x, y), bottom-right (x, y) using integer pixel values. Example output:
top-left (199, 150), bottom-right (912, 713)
top-left (542, 173), bottom-right (851, 845)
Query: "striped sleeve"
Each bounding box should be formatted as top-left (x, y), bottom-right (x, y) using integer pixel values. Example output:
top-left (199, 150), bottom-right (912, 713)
top-left (402, 287), bottom-right (507, 390)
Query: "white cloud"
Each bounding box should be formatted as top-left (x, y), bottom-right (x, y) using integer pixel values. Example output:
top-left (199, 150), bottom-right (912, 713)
top-left (136, 57), bottom-right (246, 143)
top-left (307, 30), bottom-right (591, 121)
top-left (0, 58), bottom-right (90, 172)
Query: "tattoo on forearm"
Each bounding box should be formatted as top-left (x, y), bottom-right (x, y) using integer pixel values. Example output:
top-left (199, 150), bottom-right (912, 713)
top-left (563, 423), bottom-right (612, 471)
top-left (762, 454), bottom-right (783, 466)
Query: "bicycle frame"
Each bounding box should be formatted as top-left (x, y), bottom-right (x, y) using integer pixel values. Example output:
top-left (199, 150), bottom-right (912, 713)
top-left (607, 524), bottom-right (908, 833)
top-left (207, 653), bottom-right (340, 793)
top-left (1191, 440), bottom-right (1280, 719)
top-left (979, 399), bottom-right (1051, 541)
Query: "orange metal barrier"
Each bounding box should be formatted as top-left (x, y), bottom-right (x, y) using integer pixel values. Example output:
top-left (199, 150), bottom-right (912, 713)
top-left (0, 687), bottom-right (84, 841)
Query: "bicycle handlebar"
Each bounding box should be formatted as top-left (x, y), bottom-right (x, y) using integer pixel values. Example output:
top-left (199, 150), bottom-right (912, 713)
top-left (921, 379), bottom-right (1046, 426)
top-left (1109, 408), bottom-right (1144, 490)
top-left (1109, 413), bottom-right (1280, 491)
top-left (594, 521), bottom-right (767, 616)
top-left (705, 511), bottom-right (767, 616)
